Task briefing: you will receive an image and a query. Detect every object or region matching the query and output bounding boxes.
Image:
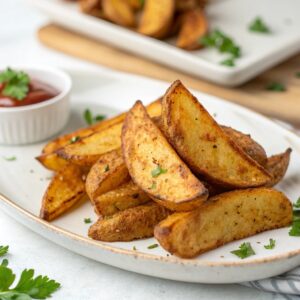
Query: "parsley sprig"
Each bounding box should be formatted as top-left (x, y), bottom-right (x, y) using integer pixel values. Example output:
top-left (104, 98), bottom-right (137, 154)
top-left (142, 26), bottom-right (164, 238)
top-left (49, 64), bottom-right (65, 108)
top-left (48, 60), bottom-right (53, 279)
top-left (84, 109), bottom-right (106, 125)
top-left (231, 242), bottom-right (255, 259)
top-left (0, 245), bottom-right (9, 257)
top-left (0, 68), bottom-right (30, 100)
top-left (264, 238), bottom-right (276, 249)
top-left (249, 17), bottom-right (270, 33)
top-left (266, 82), bottom-right (286, 92)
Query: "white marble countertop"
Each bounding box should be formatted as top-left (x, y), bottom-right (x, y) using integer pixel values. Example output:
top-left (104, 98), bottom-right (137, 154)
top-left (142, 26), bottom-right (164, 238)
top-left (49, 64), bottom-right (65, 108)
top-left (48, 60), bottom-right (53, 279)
top-left (0, 0), bottom-right (285, 299)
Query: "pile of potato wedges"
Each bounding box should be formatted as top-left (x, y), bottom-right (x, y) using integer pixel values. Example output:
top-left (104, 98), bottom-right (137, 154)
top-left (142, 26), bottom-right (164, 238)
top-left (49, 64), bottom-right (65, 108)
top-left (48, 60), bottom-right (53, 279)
top-left (37, 80), bottom-right (293, 258)
top-left (73, 0), bottom-right (208, 50)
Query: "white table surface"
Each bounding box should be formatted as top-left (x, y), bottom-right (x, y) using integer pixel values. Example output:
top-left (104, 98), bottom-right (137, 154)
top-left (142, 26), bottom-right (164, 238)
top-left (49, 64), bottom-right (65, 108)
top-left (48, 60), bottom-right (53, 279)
top-left (0, 1), bottom-right (286, 299)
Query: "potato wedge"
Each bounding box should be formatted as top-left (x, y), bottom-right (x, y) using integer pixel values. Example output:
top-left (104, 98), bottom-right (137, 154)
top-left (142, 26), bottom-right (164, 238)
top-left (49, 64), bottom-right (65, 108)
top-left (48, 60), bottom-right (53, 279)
top-left (161, 80), bottom-right (271, 188)
top-left (102, 0), bottom-right (135, 27)
top-left (266, 148), bottom-right (291, 187)
top-left (36, 153), bottom-right (68, 172)
top-left (85, 149), bottom-right (130, 201)
top-left (138, 0), bottom-right (175, 38)
top-left (93, 181), bottom-right (151, 216)
top-left (176, 8), bottom-right (208, 50)
top-left (40, 163), bottom-right (87, 221)
top-left (89, 203), bottom-right (170, 241)
top-left (122, 100), bottom-right (208, 211)
top-left (155, 188), bottom-right (292, 258)
top-left (175, 0), bottom-right (198, 12)
top-left (221, 126), bottom-right (267, 167)
top-left (80, 0), bottom-right (104, 18)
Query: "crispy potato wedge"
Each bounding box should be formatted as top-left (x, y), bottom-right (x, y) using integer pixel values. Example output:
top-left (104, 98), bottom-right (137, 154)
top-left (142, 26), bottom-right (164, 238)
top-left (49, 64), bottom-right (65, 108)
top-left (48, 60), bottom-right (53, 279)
top-left (93, 181), bottom-right (151, 216)
top-left (175, 0), bottom-right (198, 12)
top-left (89, 203), bottom-right (170, 241)
top-left (266, 148), bottom-right (291, 187)
top-left (127, 0), bottom-right (143, 10)
top-left (36, 153), bottom-right (69, 172)
top-left (122, 100), bottom-right (208, 211)
top-left (221, 126), bottom-right (268, 167)
top-left (161, 80), bottom-right (271, 188)
top-left (40, 164), bottom-right (87, 221)
top-left (80, 0), bottom-right (104, 18)
top-left (155, 188), bottom-right (292, 258)
top-left (138, 0), bottom-right (175, 38)
top-left (85, 149), bottom-right (130, 201)
top-left (176, 8), bottom-right (208, 50)
top-left (103, 0), bottom-right (135, 27)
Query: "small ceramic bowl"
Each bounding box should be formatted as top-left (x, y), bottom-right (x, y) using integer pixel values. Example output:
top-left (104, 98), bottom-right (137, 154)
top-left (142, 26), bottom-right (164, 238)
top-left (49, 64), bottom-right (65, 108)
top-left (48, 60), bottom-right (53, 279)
top-left (0, 66), bottom-right (71, 145)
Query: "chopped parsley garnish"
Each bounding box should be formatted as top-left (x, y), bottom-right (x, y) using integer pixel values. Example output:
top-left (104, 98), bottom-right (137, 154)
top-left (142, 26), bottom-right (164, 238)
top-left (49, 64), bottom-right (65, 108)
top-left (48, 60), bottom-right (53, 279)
top-left (293, 197), bottom-right (300, 209)
top-left (264, 238), bottom-right (276, 249)
top-left (70, 136), bottom-right (80, 144)
top-left (266, 82), bottom-right (286, 92)
top-left (0, 245), bottom-right (9, 257)
top-left (83, 109), bottom-right (106, 125)
top-left (3, 156), bottom-right (16, 161)
top-left (289, 221), bottom-right (300, 236)
top-left (0, 259), bottom-right (60, 299)
top-left (84, 218), bottom-right (92, 224)
top-left (151, 165), bottom-right (167, 178)
top-left (231, 242), bottom-right (255, 259)
top-left (133, 246), bottom-right (137, 251)
top-left (0, 68), bottom-right (30, 100)
top-left (147, 244), bottom-right (159, 249)
top-left (149, 182), bottom-right (157, 189)
top-left (296, 72), bottom-right (300, 78)
top-left (104, 165), bottom-right (110, 172)
top-left (249, 17), bottom-right (270, 33)
top-left (200, 29), bottom-right (241, 67)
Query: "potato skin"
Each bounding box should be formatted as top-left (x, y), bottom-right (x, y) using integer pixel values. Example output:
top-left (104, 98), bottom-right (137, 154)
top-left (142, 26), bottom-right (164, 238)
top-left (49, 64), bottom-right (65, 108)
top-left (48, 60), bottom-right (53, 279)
top-left (93, 181), bottom-right (151, 216)
top-left (40, 163), bottom-right (87, 221)
top-left (155, 188), bottom-right (292, 258)
top-left (161, 80), bottom-right (271, 188)
top-left (89, 203), bottom-right (170, 241)
top-left (36, 153), bottom-right (68, 172)
top-left (122, 100), bottom-right (208, 211)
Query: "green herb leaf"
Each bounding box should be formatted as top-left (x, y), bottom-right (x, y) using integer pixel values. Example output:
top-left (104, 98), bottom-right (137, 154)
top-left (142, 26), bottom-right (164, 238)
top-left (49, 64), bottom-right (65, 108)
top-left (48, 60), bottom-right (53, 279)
top-left (0, 68), bottom-right (30, 100)
top-left (0, 246), bottom-right (9, 257)
top-left (293, 197), bottom-right (300, 209)
top-left (296, 72), bottom-right (300, 78)
top-left (266, 82), bottom-right (286, 92)
top-left (69, 136), bottom-right (80, 144)
top-left (3, 156), bottom-right (16, 161)
top-left (264, 238), bottom-right (276, 249)
top-left (147, 244), bottom-right (159, 249)
top-left (231, 242), bottom-right (255, 259)
top-left (220, 58), bottom-right (235, 67)
top-left (149, 182), bottom-right (157, 189)
top-left (249, 17), bottom-right (270, 33)
top-left (133, 246), bottom-right (137, 251)
top-left (151, 165), bottom-right (167, 178)
top-left (83, 109), bottom-right (106, 125)
top-left (94, 115), bottom-right (106, 122)
top-left (289, 218), bottom-right (300, 237)
top-left (84, 218), bottom-right (92, 224)
top-left (104, 165), bottom-right (110, 172)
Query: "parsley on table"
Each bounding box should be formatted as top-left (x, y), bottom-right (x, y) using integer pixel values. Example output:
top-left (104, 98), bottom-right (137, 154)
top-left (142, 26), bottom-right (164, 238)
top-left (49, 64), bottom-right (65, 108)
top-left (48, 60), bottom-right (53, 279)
top-left (83, 109), bottom-right (106, 125)
top-left (0, 259), bottom-right (60, 299)
top-left (3, 156), bottom-right (16, 161)
top-left (231, 242), bottom-right (255, 259)
top-left (0, 245), bottom-right (9, 257)
top-left (0, 68), bottom-right (30, 100)
top-left (266, 82), bottom-right (286, 92)
top-left (84, 218), bottom-right (92, 224)
top-left (151, 165), bottom-right (167, 178)
top-left (133, 246), bottom-right (137, 251)
top-left (147, 244), bottom-right (159, 249)
top-left (293, 197), bottom-right (300, 209)
top-left (220, 58), bottom-right (235, 67)
top-left (264, 238), bottom-right (276, 249)
top-left (249, 17), bottom-right (270, 33)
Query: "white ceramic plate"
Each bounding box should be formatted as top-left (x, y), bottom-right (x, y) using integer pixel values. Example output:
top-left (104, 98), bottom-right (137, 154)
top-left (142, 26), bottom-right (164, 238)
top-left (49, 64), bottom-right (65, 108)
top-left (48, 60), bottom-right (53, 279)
top-left (1, 68), bottom-right (300, 283)
top-left (27, 0), bottom-right (300, 86)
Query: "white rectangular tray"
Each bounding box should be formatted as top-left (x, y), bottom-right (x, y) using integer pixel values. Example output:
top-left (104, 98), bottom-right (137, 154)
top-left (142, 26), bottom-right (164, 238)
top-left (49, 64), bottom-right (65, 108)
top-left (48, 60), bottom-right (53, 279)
top-left (28, 0), bottom-right (300, 86)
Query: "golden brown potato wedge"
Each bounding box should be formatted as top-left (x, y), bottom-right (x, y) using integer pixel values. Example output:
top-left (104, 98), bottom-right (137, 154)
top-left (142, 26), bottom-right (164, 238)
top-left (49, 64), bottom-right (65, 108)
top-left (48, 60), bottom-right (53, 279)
top-left (175, 0), bottom-right (198, 12)
top-left (89, 203), bottom-right (170, 241)
top-left (138, 0), bottom-right (175, 38)
top-left (40, 164), bottom-right (87, 221)
top-left (161, 80), bottom-right (271, 188)
top-left (36, 153), bottom-right (69, 172)
top-left (102, 0), bottom-right (135, 27)
top-left (221, 126), bottom-right (268, 167)
top-left (85, 149), bottom-right (130, 201)
top-left (122, 100), bottom-right (208, 211)
top-left (80, 0), bottom-right (104, 18)
top-left (93, 181), bottom-right (151, 216)
top-left (127, 0), bottom-right (143, 10)
top-left (266, 148), bottom-right (291, 187)
top-left (176, 8), bottom-right (208, 50)
top-left (155, 188), bottom-right (292, 258)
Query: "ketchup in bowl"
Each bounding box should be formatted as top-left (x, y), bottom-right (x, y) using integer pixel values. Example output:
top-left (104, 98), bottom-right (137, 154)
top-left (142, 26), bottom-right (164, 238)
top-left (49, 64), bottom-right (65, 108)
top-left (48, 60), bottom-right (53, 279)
top-left (0, 68), bottom-right (58, 108)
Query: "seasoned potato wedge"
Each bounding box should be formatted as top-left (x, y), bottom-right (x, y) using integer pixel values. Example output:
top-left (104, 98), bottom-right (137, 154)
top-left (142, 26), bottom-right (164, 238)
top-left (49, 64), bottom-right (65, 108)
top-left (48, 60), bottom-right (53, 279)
top-left (40, 164), bottom-right (87, 221)
top-left (175, 0), bottom-right (198, 12)
top-left (177, 8), bottom-right (208, 50)
top-left (89, 203), bottom-right (170, 241)
top-left (266, 148), bottom-right (291, 187)
top-left (221, 126), bottom-right (267, 167)
top-left (138, 0), bottom-right (175, 38)
top-left (122, 101), bottom-right (208, 211)
top-left (161, 80), bottom-right (271, 188)
top-left (102, 0), bottom-right (135, 27)
top-left (93, 181), bottom-right (151, 216)
top-left (80, 0), bottom-right (104, 18)
top-left (36, 153), bottom-right (68, 172)
top-left (85, 149), bottom-right (130, 201)
top-left (155, 188), bottom-right (292, 258)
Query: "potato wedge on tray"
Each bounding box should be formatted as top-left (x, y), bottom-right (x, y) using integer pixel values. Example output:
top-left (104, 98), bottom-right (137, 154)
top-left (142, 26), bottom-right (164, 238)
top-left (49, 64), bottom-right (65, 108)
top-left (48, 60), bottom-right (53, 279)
top-left (155, 188), bottom-right (292, 258)
top-left (122, 100), bottom-right (208, 211)
top-left (89, 203), bottom-right (170, 242)
top-left (161, 80), bottom-right (271, 188)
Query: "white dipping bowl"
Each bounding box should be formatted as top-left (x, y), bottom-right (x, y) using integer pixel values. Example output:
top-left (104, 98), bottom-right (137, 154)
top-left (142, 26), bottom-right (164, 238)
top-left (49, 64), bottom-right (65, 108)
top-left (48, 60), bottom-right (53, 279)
top-left (0, 66), bottom-right (71, 145)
